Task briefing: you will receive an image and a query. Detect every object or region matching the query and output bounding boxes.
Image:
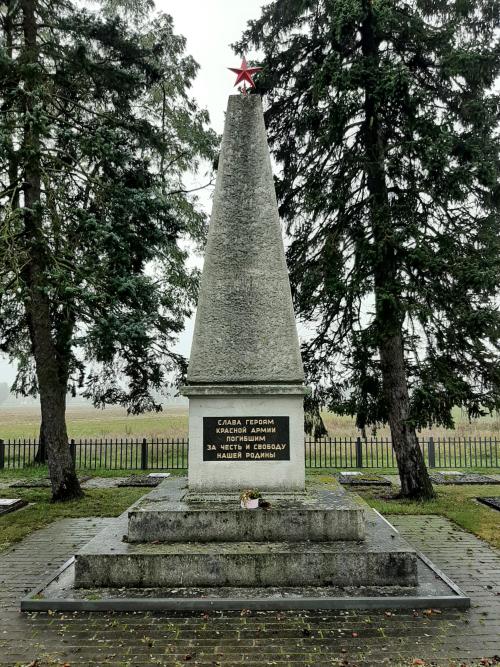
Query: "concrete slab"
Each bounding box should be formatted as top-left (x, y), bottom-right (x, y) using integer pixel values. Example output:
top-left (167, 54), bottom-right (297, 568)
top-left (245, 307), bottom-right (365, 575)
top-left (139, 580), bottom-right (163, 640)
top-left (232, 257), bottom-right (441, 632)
top-left (127, 477), bottom-right (366, 542)
top-left (0, 498), bottom-right (27, 515)
top-left (476, 496), bottom-right (500, 511)
top-left (117, 475), bottom-right (161, 488)
top-left (430, 472), bottom-right (500, 485)
top-left (21, 549), bottom-right (469, 612)
top-left (338, 472), bottom-right (391, 487)
top-left (74, 510), bottom-right (417, 588)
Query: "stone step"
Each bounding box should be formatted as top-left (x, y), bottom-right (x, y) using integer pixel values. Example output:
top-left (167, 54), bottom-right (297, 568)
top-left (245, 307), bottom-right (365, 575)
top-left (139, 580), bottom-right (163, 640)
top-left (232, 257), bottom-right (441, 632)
top-left (75, 511), bottom-right (418, 589)
top-left (127, 478), bottom-right (366, 543)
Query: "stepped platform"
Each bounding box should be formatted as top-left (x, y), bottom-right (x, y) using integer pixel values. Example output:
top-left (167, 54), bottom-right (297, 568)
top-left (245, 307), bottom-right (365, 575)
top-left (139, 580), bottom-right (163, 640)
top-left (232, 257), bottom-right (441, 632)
top-left (127, 477), bottom-right (366, 543)
top-left (21, 479), bottom-right (470, 611)
top-left (22, 550), bottom-right (469, 612)
top-left (75, 508), bottom-right (417, 589)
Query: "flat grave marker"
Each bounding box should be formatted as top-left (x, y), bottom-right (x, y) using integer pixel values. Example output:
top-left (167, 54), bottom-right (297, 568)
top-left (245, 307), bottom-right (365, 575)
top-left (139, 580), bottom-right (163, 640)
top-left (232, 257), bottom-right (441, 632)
top-left (476, 497), bottom-right (500, 512)
top-left (430, 472), bottom-right (500, 485)
top-left (338, 471), bottom-right (391, 487)
top-left (0, 498), bottom-right (27, 515)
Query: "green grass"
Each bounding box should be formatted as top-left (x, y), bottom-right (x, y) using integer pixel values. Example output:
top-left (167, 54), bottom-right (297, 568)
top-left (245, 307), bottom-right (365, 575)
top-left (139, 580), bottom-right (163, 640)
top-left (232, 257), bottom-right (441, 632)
top-left (0, 486), bottom-right (146, 553)
top-left (0, 465), bottom-right (187, 481)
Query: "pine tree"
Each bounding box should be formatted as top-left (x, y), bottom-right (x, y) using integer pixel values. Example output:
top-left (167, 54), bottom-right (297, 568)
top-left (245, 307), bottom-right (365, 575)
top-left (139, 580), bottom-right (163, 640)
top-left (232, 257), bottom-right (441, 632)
top-left (237, 0), bottom-right (500, 499)
top-left (0, 0), bottom-right (217, 500)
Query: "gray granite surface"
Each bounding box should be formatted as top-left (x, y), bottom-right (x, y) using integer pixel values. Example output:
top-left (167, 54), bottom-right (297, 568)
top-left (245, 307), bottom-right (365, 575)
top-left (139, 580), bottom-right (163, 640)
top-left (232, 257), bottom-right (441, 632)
top-left (186, 94), bottom-right (304, 385)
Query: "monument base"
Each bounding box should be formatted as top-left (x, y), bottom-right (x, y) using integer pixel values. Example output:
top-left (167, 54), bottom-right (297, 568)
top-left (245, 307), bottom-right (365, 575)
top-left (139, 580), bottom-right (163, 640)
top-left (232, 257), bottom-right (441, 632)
top-left (22, 554), bottom-right (470, 612)
top-left (127, 477), bottom-right (366, 543)
top-left (74, 510), bottom-right (417, 588)
top-left (20, 478), bottom-right (470, 611)
top-left (181, 384), bottom-right (308, 493)
top-left (71, 478), bottom-right (416, 589)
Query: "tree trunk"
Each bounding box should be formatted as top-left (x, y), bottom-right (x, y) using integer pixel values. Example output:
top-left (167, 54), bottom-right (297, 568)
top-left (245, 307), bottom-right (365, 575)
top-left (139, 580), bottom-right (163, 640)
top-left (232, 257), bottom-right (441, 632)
top-left (20, 0), bottom-right (82, 501)
top-left (360, 0), bottom-right (434, 499)
top-left (34, 418), bottom-right (47, 464)
top-left (379, 334), bottom-right (435, 499)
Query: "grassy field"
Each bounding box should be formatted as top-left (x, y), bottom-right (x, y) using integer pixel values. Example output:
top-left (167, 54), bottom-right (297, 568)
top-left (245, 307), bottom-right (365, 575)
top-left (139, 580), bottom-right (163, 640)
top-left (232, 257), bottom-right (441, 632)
top-left (0, 404), bottom-right (499, 440)
top-left (0, 405), bottom-right (189, 440)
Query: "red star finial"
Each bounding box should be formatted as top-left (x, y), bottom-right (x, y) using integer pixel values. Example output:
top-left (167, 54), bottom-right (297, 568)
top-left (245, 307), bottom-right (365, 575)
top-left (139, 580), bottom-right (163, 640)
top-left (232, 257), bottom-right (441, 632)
top-left (228, 57), bottom-right (262, 95)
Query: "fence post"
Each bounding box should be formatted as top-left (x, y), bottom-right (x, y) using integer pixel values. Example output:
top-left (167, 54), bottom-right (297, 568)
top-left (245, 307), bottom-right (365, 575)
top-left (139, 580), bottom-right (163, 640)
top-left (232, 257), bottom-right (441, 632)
top-left (0, 439), bottom-right (4, 469)
top-left (69, 439), bottom-right (76, 464)
top-left (141, 438), bottom-right (148, 470)
top-left (428, 436), bottom-right (435, 468)
top-left (355, 437), bottom-right (363, 468)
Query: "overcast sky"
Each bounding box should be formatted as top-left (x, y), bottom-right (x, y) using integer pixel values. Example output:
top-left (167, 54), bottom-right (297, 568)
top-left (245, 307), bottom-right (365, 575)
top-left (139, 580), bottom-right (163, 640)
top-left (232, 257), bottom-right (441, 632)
top-left (0, 0), bottom-right (271, 386)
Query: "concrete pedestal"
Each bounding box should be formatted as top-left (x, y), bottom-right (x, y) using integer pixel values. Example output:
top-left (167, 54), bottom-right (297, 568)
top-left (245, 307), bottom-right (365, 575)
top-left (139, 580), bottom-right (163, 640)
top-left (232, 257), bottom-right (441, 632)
top-left (24, 478), bottom-right (470, 612)
top-left (73, 482), bottom-right (418, 589)
top-left (182, 384), bottom-right (307, 493)
top-left (127, 477), bottom-right (366, 543)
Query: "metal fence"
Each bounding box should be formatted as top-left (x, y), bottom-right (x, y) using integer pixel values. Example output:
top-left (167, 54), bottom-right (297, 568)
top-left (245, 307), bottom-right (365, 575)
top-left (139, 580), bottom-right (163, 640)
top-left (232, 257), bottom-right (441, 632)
top-left (304, 436), bottom-right (499, 469)
top-left (0, 435), bottom-right (499, 471)
top-left (0, 438), bottom-right (188, 471)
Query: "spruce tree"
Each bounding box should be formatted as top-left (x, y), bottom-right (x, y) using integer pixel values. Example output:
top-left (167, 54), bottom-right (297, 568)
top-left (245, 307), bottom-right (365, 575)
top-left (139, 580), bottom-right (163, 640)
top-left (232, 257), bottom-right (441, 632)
top-left (0, 0), bottom-right (217, 500)
top-left (237, 0), bottom-right (500, 499)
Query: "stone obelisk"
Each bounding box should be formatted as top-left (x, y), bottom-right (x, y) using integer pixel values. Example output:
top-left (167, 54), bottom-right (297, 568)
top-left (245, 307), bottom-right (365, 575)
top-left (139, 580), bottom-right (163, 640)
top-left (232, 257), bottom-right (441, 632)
top-left (182, 94), bottom-right (307, 493)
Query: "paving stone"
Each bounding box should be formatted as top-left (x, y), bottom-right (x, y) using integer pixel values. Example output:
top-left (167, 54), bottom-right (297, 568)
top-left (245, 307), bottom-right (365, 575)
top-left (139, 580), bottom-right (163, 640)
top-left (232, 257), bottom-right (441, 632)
top-left (0, 513), bottom-right (499, 665)
top-left (337, 472), bottom-right (392, 486)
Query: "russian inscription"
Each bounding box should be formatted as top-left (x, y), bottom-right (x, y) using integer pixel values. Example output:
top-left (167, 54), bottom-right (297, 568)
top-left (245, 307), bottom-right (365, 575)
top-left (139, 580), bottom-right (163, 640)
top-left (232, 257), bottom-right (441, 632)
top-left (203, 416), bottom-right (290, 461)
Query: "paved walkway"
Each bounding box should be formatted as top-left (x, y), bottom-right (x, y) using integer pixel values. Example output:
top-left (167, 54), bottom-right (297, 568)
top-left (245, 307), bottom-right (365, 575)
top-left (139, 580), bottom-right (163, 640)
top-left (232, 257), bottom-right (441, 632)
top-left (0, 516), bottom-right (499, 666)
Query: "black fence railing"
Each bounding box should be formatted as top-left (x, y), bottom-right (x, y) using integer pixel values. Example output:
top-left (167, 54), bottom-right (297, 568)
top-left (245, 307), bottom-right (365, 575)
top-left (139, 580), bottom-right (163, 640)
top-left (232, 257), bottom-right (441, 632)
top-left (0, 436), bottom-right (499, 471)
top-left (304, 436), bottom-right (500, 469)
top-left (0, 438), bottom-right (188, 471)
